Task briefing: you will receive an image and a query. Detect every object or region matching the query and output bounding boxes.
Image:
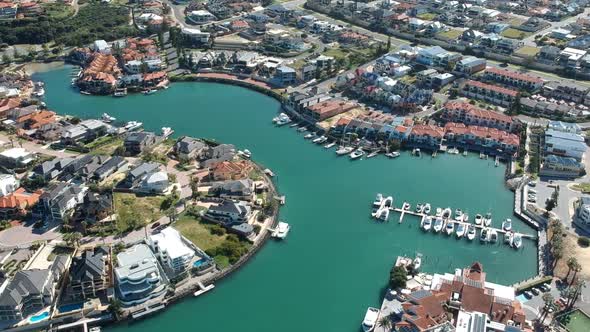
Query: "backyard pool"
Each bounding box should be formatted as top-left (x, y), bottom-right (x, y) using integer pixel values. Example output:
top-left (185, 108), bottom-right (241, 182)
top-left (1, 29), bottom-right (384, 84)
top-left (58, 303), bottom-right (83, 313)
top-left (29, 311), bottom-right (49, 323)
top-left (558, 309), bottom-right (590, 332)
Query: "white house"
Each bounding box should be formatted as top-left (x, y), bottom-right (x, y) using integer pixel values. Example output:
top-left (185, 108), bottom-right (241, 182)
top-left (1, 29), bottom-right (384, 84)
top-left (124, 59), bottom-right (163, 74)
top-left (91, 40), bottom-right (111, 54)
top-left (138, 171), bottom-right (169, 194)
top-left (0, 148), bottom-right (35, 168)
top-left (187, 10), bottom-right (216, 24)
top-left (149, 228), bottom-right (195, 275)
top-left (0, 174), bottom-right (18, 197)
top-left (181, 28), bottom-right (211, 44)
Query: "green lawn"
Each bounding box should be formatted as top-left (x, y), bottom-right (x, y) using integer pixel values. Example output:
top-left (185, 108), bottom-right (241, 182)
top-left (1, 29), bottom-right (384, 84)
top-left (501, 28), bottom-right (531, 40)
top-left (515, 45), bottom-right (540, 58)
top-left (42, 3), bottom-right (74, 20)
top-left (113, 193), bottom-right (165, 233)
top-left (436, 29), bottom-right (463, 41)
top-left (417, 13), bottom-right (437, 21)
top-left (86, 136), bottom-right (123, 156)
top-left (573, 183), bottom-right (590, 193)
top-left (173, 213), bottom-right (229, 252)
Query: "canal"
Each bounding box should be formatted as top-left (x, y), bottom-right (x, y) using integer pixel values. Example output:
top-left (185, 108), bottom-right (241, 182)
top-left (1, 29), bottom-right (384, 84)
top-left (35, 65), bottom-right (537, 332)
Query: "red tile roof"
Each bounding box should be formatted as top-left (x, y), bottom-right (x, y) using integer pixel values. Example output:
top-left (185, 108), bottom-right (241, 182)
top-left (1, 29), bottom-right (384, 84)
top-left (444, 101), bottom-right (513, 124)
top-left (411, 124), bottom-right (445, 138)
top-left (485, 67), bottom-right (544, 84)
top-left (0, 188), bottom-right (41, 210)
top-left (465, 80), bottom-right (519, 97)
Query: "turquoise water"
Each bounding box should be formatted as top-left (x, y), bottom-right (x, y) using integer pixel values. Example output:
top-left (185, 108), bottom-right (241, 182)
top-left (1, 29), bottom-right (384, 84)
top-left (58, 303), bottom-right (83, 313)
top-left (29, 311), bottom-right (49, 323)
top-left (35, 65), bottom-right (538, 332)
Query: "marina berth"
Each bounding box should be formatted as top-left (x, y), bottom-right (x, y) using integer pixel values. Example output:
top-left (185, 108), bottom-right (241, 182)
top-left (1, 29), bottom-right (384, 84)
top-left (349, 149), bottom-right (365, 160)
top-left (483, 213), bottom-right (492, 227)
top-left (512, 233), bottom-right (523, 249)
top-left (335, 146), bottom-right (354, 155)
top-left (421, 216), bottom-right (432, 231)
top-left (502, 218), bottom-right (512, 231)
top-left (467, 225), bottom-right (476, 240)
top-left (433, 217), bottom-right (444, 232)
top-left (444, 220), bottom-right (454, 235)
top-left (455, 223), bottom-right (466, 238)
top-left (361, 307), bottom-right (379, 332)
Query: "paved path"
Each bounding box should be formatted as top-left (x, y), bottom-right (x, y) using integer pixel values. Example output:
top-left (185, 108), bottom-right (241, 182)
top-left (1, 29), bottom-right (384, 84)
top-left (0, 133), bottom-right (77, 158)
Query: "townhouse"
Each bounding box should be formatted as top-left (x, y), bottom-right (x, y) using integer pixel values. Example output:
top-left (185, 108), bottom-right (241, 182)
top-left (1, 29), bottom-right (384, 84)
top-left (444, 123), bottom-right (520, 155)
top-left (544, 129), bottom-right (587, 161)
top-left (407, 124), bottom-right (445, 147)
top-left (461, 80), bottom-right (519, 107)
top-left (483, 67), bottom-right (543, 92)
top-left (304, 100), bottom-right (358, 122)
top-left (441, 101), bottom-right (515, 132)
top-left (543, 81), bottom-right (590, 104)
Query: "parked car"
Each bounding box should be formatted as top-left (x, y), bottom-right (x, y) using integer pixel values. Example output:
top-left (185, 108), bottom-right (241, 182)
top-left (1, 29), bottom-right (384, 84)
top-left (529, 181), bottom-right (537, 187)
top-left (151, 222), bottom-right (161, 229)
top-left (531, 288), bottom-right (540, 296)
top-left (524, 291), bottom-right (534, 299)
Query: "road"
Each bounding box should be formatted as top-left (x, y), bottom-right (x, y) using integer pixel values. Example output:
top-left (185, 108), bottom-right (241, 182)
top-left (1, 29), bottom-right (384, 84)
top-left (0, 133), bottom-right (77, 158)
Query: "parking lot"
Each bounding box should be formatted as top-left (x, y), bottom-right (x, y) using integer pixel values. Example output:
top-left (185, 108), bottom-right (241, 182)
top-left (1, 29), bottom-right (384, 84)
top-left (525, 179), bottom-right (580, 232)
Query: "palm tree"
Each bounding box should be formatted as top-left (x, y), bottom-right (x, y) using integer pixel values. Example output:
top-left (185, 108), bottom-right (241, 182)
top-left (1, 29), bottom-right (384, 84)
top-left (540, 293), bottom-right (554, 321)
top-left (570, 279), bottom-right (587, 309)
top-left (108, 299), bottom-right (123, 320)
top-left (571, 262), bottom-right (583, 284)
top-left (378, 315), bottom-right (392, 331)
top-left (63, 232), bottom-right (82, 247)
top-left (566, 257), bottom-right (578, 280)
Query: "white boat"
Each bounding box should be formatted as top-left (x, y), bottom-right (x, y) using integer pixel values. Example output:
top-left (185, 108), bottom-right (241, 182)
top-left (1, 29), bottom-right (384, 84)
top-left (297, 126), bottom-right (308, 132)
top-left (441, 208), bottom-right (452, 219)
top-left (161, 127), bottom-right (174, 138)
top-left (289, 123), bottom-right (299, 128)
top-left (373, 193), bottom-right (383, 207)
top-left (490, 229), bottom-right (498, 243)
top-left (143, 89), bottom-right (157, 95)
top-left (502, 219), bottom-right (512, 232)
top-left (101, 113), bottom-right (116, 123)
top-left (313, 136), bottom-right (328, 144)
top-left (264, 169), bottom-right (275, 177)
top-left (242, 149), bottom-right (252, 159)
top-left (34, 88), bottom-right (45, 97)
top-left (415, 204), bottom-right (423, 213)
top-left (272, 222), bottom-right (290, 239)
top-left (454, 209), bottom-right (463, 219)
top-left (505, 231), bottom-right (514, 245)
top-left (479, 152), bottom-right (485, 159)
top-left (435, 207), bottom-right (442, 217)
top-left (273, 113), bottom-right (290, 124)
top-left (276, 117), bottom-right (292, 126)
top-left (336, 146), bottom-right (354, 155)
top-left (474, 214), bottom-right (483, 225)
top-left (366, 151), bottom-right (379, 158)
top-left (413, 254), bottom-right (422, 270)
top-left (423, 203), bottom-right (431, 214)
top-left (361, 307), bottom-right (380, 332)
top-left (412, 148), bottom-right (421, 156)
top-left (324, 142), bottom-right (336, 149)
top-left (463, 150), bottom-right (468, 156)
top-left (512, 233), bottom-right (522, 249)
top-left (421, 216), bottom-right (432, 231)
top-left (89, 328), bottom-right (101, 332)
top-left (483, 213), bottom-right (492, 227)
top-left (350, 149), bottom-right (365, 160)
top-left (113, 87), bottom-right (127, 97)
top-left (304, 133), bottom-right (315, 139)
top-left (402, 202), bottom-right (411, 211)
top-left (377, 208), bottom-right (390, 221)
top-left (467, 225), bottom-right (476, 240)
top-left (385, 151), bottom-right (401, 158)
top-left (124, 121), bottom-right (143, 131)
top-left (383, 196), bottom-right (393, 208)
top-left (456, 223), bottom-right (466, 238)
top-left (80, 91), bottom-right (91, 95)
top-left (480, 228), bottom-right (490, 243)
top-left (445, 220), bottom-right (454, 235)
top-left (433, 217), bottom-right (444, 232)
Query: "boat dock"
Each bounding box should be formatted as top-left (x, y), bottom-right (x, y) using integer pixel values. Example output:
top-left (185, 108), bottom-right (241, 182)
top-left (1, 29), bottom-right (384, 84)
top-left (194, 281), bottom-right (215, 297)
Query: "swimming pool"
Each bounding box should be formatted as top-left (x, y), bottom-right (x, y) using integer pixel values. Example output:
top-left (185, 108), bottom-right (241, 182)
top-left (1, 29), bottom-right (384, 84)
top-left (193, 259), bottom-right (206, 267)
top-left (29, 311), bottom-right (49, 323)
top-left (59, 302), bottom-right (83, 313)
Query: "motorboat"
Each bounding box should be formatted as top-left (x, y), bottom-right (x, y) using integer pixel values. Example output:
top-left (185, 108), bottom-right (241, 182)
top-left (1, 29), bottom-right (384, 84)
top-left (297, 126), bottom-right (308, 132)
top-left (377, 208), bottom-right (390, 221)
top-left (385, 151), bottom-right (401, 158)
top-left (463, 150), bottom-right (468, 156)
top-left (304, 133), bottom-right (315, 139)
top-left (445, 220), bottom-right (455, 235)
top-left (480, 228), bottom-right (490, 243)
top-left (263, 169), bottom-right (275, 177)
top-left (373, 193), bottom-right (383, 207)
top-left (415, 204), bottom-right (423, 213)
top-left (483, 213), bottom-right (492, 227)
top-left (502, 219), bottom-right (512, 232)
top-left (324, 142), bottom-right (336, 149)
top-left (490, 229), bottom-right (498, 243)
top-left (143, 89), bottom-right (157, 95)
top-left (421, 216), bottom-right (432, 231)
top-left (512, 233), bottom-right (522, 249)
top-left (276, 116), bottom-right (292, 126)
top-left (435, 208), bottom-right (442, 217)
top-left (80, 91), bottom-right (91, 95)
top-left (441, 208), bottom-right (452, 219)
top-left (454, 209), bottom-right (463, 220)
top-left (336, 146), bottom-right (354, 155)
top-left (313, 136), bottom-right (328, 144)
top-left (34, 87), bottom-right (45, 97)
top-left (241, 149), bottom-right (252, 159)
top-left (467, 225), bottom-right (476, 241)
top-left (474, 214), bottom-right (483, 225)
top-left (272, 222), bottom-right (290, 239)
top-left (423, 203), bottom-right (431, 215)
top-left (413, 254), bottom-right (422, 270)
top-left (113, 87), bottom-right (127, 97)
top-left (383, 196), bottom-right (393, 208)
top-left (361, 307), bottom-right (380, 332)
top-left (366, 151), bottom-right (379, 158)
top-left (433, 217), bottom-right (444, 232)
top-left (101, 113), bottom-right (116, 123)
top-left (402, 202), bottom-right (411, 211)
top-left (504, 231), bottom-right (514, 245)
top-left (289, 122), bottom-right (299, 128)
top-left (161, 127), bottom-right (174, 138)
top-left (462, 213), bottom-right (469, 222)
top-left (273, 113), bottom-right (290, 125)
top-left (124, 121), bottom-right (143, 131)
top-left (350, 149), bottom-right (365, 160)
top-left (412, 148), bottom-right (421, 156)
top-left (456, 223), bottom-right (466, 238)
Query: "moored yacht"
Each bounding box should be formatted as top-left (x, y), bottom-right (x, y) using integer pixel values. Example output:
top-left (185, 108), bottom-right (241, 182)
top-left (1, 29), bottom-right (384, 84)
top-left (361, 307), bottom-right (380, 332)
top-left (474, 214), bottom-right (483, 225)
top-left (467, 225), bottom-right (476, 241)
top-left (454, 209), bottom-right (463, 221)
top-left (456, 223), bottom-right (466, 238)
top-left (502, 219), bottom-right (512, 232)
top-left (480, 228), bottom-right (490, 243)
top-left (512, 233), bottom-right (523, 249)
top-left (312, 136), bottom-right (328, 144)
top-left (415, 204), bottom-right (423, 213)
top-left (383, 196), bottom-right (393, 208)
top-left (366, 151), bottom-right (379, 158)
top-left (441, 208), bottom-right (452, 219)
top-left (483, 213), bottom-right (492, 227)
top-left (101, 113), bottom-right (116, 123)
top-left (350, 149), bottom-right (365, 160)
top-left (373, 193), bottom-right (383, 207)
top-left (272, 222), bottom-right (290, 239)
top-left (324, 142), bottom-right (336, 149)
top-left (433, 217), bottom-right (444, 232)
top-left (402, 202), bottom-right (411, 211)
top-left (143, 89), bottom-right (157, 95)
top-left (304, 133), bottom-right (315, 139)
top-left (297, 126), bottom-right (308, 132)
top-left (445, 220), bottom-right (455, 235)
top-left (504, 231), bottom-right (514, 245)
top-left (421, 216), bottom-right (432, 231)
top-left (489, 229), bottom-right (498, 243)
top-left (376, 208), bottom-right (390, 221)
top-left (413, 253), bottom-right (422, 271)
top-left (161, 127), bottom-right (174, 138)
top-left (435, 207), bottom-right (442, 217)
top-left (124, 121), bottom-right (143, 131)
top-left (336, 146), bottom-right (354, 155)
top-left (423, 203), bottom-right (431, 214)
top-left (385, 151), bottom-right (401, 158)
top-left (113, 87), bottom-right (127, 97)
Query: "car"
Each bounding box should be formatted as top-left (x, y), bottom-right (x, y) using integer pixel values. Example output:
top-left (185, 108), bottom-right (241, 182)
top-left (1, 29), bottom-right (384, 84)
top-left (543, 283), bottom-right (552, 292)
top-left (529, 189), bottom-right (537, 194)
top-left (499, 62), bottom-right (509, 67)
top-left (529, 181), bottom-right (537, 187)
top-left (524, 291), bottom-right (534, 299)
top-left (531, 288), bottom-right (540, 296)
top-left (151, 222), bottom-right (161, 229)
top-left (528, 197), bottom-right (537, 203)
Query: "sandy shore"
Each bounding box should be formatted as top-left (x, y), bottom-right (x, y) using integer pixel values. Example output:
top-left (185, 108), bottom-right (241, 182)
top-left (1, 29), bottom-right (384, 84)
top-left (23, 61), bottom-right (66, 75)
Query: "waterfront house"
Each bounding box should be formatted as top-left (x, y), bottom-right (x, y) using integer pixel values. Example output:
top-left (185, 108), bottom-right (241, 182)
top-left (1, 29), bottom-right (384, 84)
top-left (274, 66), bottom-right (297, 86)
top-left (32, 158), bottom-right (74, 181)
top-left (0, 188), bottom-right (41, 219)
top-left (0, 257), bottom-right (68, 321)
top-left (187, 10), bottom-right (216, 24)
top-left (541, 154), bottom-right (585, 179)
top-left (181, 27), bottom-right (211, 45)
top-left (204, 200), bottom-right (253, 233)
top-left (174, 136), bottom-right (207, 161)
top-left (483, 67), bottom-right (543, 92)
top-left (442, 101), bottom-right (515, 132)
top-left (208, 179), bottom-right (254, 201)
top-left (0, 174), bottom-right (19, 197)
top-left (453, 56), bottom-right (486, 76)
top-left (114, 244), bottom-right (167, 306)
top-left (93, 156), bottom-right (128, 182)
top-left (394, 262), bottom-right (526, 332)
top-left (92, 40), bottom-right (111, 54)
top-left (124, 131), bottom-right (158, 155)
top-left (443, 123), bottom-right (520, 155)
top-left (519, 98), bottom-right (574, 119)
top-left (548, 121), bottom-right (582, 134)
top-left (407, 124), bottom-right (445, 148)
top-left (0, 148), bottom-right (35, 169)
top-left (136, 171), bottom-right (169, 194)
top-left (210, 160), bottom-right (254, 181)
top-left (81, 192), bottom-right (113, 223)
top-left (66, 246), bottom-right (110, 301)
top-left (461, 80), bottom-right (519, 107)
top-left (149, 227), bottom-right (195, 276)
top-left (544, 129), bottom-right (587, 161)
top-left (61, 119), bottom-right (108, 146)
top-left (34, 182), bottom-right (88, 223)
top-left (304, 99), bottom-right (358, 122)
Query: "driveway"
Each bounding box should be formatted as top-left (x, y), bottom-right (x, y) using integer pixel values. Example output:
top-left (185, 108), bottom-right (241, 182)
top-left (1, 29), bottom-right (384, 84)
top-left (0, 221), bottom-right (62, 249)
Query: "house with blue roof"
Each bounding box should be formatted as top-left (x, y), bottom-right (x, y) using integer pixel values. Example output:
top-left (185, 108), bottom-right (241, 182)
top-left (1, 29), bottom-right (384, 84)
top-left (541, 154), bottom-right (585, 178)
top-left (545, 129), bottom-right (587, 161)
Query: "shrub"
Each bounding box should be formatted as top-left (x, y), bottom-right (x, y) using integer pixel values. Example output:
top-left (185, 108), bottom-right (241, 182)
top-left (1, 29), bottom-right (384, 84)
top-left (578, 236), bottom-right (590, 247)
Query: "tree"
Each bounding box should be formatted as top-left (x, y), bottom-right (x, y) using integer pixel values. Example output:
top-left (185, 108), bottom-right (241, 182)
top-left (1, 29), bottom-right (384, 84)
top-left (545, 197), bottom-right (556, 213)
top-left (386, 36), bottom-right (391, 51)
top-left (540, 293), bottom-right (554, 321)
top-left (566, 257), bottom-right (578, 280)
top-left (389, 266), bottom-right (407, 289)
top-left (63, 232), bottom-right (82, 247)
top-left (108, 299), bottom-right (123, 320)
top-left (571, 261), bottom-right (583, 284)
top-left (378, 315), bottom-right (392, 331)
top-left (190, 175), bottom-right (200, 200)
top-left (1, 54), bottom-right (10, 65)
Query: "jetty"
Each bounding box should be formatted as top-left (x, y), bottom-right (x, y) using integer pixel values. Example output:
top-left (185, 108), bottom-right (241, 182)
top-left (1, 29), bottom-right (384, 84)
top-left (194, 281), bottom-right (215, 297)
